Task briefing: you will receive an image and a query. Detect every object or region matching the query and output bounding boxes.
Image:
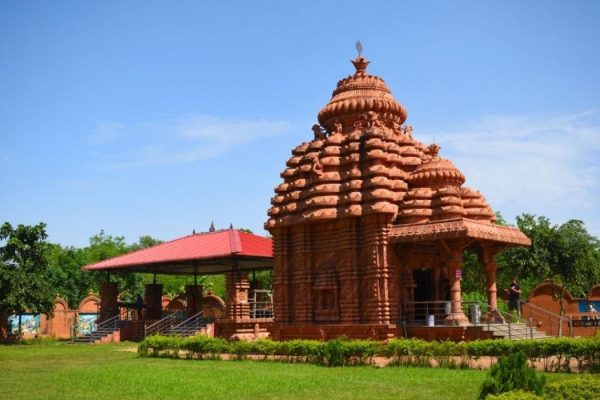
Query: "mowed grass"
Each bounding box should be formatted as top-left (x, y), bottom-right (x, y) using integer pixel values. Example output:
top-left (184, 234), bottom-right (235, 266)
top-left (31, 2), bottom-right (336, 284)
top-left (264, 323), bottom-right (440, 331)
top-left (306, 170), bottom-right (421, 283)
top-left (0, 341), bottom-right (525, 400)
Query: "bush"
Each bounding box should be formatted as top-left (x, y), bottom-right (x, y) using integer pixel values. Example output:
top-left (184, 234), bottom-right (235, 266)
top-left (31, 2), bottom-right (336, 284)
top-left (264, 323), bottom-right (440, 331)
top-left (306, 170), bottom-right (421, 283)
top-left (479, 351), bottom-right (545, 400)
top-left (137, 334), bottom-right (600, 372)
top-left (486, 390), bottom-right (543, 400)
top-left (544, 376), bottom-right (600, 400)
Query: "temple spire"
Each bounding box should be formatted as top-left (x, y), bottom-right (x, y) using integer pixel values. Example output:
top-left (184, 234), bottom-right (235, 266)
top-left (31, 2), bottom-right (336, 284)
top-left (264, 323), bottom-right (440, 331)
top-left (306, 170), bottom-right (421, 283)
top-left (209, 221), bottom-right (216, 232)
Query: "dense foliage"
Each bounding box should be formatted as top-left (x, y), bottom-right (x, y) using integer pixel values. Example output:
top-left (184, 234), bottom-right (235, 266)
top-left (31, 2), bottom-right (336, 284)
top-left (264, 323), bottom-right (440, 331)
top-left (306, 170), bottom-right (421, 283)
top-left (479, 351), bottom-right (545, 399)
top-left (462, 214), bottom-right (600, 300)
top-left (138, 335), bottom-right (600, 372)
top-left (0, 223), bottom-right (55, 334)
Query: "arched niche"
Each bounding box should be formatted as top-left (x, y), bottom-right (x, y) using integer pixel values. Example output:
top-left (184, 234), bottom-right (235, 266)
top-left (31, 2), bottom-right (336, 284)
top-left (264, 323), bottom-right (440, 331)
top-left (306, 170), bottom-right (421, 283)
top-left (78, 295), bottom-right (101, 313)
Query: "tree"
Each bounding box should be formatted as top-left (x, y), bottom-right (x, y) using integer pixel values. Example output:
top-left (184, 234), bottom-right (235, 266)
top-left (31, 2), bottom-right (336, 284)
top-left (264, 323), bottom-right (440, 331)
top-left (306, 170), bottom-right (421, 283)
top-left (0, 222), bottom-right (55, 337)
top-left (501, 215), bottom-right (600, 333)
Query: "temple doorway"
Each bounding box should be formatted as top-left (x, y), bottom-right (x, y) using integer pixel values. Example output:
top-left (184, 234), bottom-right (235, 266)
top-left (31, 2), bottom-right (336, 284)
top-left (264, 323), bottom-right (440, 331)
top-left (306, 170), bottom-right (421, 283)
top-left (412, 268), bottom-right (434, 321)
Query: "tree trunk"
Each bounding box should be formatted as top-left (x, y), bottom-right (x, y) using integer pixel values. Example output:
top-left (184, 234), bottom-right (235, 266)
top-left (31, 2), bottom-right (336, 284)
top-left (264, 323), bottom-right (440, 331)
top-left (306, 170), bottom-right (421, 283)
top-left (18, 313), bottom-right (22, 340)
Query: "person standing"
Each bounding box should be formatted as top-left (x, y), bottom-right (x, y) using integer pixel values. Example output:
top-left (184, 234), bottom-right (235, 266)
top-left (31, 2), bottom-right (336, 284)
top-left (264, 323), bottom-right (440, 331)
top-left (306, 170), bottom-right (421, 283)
top-left (135, 294), bottom-right (144, 320)
top-left (508, 278), bottom-right (522, 317)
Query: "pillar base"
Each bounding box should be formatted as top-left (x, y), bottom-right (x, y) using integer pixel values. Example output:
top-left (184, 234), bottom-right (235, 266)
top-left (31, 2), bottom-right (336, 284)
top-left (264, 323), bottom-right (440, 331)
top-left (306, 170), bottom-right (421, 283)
top-left (445, 312), bottom-right (469, 326)
top-left (482, 309), bottom-right (505, 323)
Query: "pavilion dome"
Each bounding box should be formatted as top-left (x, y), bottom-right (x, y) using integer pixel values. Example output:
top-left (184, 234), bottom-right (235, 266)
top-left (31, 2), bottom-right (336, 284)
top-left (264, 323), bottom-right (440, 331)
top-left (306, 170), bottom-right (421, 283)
top-left (317, 56), bottom-right (408, 131)
top-left (407, 144), bottom-right (466, 189)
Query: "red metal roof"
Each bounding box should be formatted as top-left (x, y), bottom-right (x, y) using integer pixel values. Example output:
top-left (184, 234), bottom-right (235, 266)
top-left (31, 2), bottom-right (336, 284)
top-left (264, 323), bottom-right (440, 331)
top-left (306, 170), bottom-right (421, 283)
top-left (83, 229), bottom-right (273, 274)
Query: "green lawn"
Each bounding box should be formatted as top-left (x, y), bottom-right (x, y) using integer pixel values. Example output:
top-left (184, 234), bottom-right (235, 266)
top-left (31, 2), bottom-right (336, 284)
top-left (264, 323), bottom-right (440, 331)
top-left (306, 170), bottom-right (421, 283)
top-left (0, 341), bottom-right (572, 400)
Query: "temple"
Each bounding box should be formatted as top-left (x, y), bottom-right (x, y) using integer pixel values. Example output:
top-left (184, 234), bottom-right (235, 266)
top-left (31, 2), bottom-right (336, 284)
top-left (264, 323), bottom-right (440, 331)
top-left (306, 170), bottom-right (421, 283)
top-left (266, 55), bottom-right (531, 340)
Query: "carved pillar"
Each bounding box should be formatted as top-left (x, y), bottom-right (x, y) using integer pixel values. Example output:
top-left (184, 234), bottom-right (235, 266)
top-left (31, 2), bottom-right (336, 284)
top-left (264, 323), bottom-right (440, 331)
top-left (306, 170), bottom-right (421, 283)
top-left (444, 251), bottom-right (469, 326)
top-left (339, 218), bottom-right (360, 324)
top-left (225, 271), bottom-right (250, 322)
top-left (99, 282), bottom-right (119, 321)
top-left (360, 214), bottom-right (393, 325)
top-left (479, 245), bottom-right (504, 323)
top-left (271, 228), bottom-right (289, 324)
top-left (144, 284), bottom-right (163, 320)
top-left (185, 284), bottom-right (203, 318)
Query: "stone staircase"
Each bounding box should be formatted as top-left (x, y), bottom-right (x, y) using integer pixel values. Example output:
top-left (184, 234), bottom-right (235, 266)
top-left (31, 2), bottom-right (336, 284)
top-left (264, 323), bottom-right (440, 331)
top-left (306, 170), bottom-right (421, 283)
top-left (71, 315), bottom-right (120, 344)
top-left (481, 322), bottom-right (548, 340)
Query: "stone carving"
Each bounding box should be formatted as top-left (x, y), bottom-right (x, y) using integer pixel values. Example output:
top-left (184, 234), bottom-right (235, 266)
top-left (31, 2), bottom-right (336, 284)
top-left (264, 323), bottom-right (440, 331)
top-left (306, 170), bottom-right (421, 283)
top-left (266, 55), bottom-right (531, 338)
top-left (333, 120), bottom-right (343, 134)
top-left (312, 124), bottom-right (327, 140)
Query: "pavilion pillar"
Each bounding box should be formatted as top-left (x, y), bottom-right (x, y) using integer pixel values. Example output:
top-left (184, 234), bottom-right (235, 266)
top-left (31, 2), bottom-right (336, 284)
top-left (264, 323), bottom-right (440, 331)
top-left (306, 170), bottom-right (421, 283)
top-left (444, 251), bottom-right (469, 326)
top-left (185, 284), bottom-right (203, 318)
top-left (225, 271), bottom-right (250, 322)
top-left (479, 245), bottom-right (504, 323)
top-left (144, 284), bottom-right (163, 320)
top-left (99, 282), bottom-right (119, 321)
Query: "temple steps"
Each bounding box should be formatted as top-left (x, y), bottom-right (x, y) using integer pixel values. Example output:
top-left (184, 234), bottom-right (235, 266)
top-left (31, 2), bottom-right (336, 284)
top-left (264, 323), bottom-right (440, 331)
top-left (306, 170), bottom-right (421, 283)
top-left (71, 327), bottom-right (121, 344)
top-left (481, 323), bottom-right (549, 340)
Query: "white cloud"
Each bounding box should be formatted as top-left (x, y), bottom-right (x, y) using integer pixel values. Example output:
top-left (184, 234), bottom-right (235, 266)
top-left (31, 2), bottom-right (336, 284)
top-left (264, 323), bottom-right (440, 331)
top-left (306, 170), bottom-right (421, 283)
top-left (427, 110), bottom-right (600, 234)
top-left (89, 115), bottom-right (293, 169)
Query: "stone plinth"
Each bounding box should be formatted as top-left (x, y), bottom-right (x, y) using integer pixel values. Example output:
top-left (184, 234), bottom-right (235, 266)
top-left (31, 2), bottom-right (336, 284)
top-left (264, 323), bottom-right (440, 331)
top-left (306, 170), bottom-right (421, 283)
top-left (144, 284), bottom-right (163, 320)
top-left (99, 282), bottom-right (119, 321)
top-left (225, 271), bottom-right (250, 322)
top-left (185, 284), bottom-right (203, 318)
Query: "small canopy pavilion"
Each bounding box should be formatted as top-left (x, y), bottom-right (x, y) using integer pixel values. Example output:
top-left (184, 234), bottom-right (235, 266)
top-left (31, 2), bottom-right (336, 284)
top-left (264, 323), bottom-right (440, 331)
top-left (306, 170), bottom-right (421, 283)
top-left (83, 228), bottom-right (273, 338)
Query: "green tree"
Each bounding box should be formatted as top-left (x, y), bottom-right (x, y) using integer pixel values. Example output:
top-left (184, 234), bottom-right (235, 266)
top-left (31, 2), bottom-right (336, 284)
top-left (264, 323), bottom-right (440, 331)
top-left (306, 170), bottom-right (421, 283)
top-left (0, 222), bottom-right (55, 337)
top-left (501, 215), bottom-right (600, 330)
top-left (47, 244), bottom-right (96, 309)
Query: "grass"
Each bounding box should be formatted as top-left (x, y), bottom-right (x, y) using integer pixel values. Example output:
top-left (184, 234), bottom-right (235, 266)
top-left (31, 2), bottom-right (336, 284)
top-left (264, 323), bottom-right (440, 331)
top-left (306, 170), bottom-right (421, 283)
top-left (0, 341), bottom-right (577, 400)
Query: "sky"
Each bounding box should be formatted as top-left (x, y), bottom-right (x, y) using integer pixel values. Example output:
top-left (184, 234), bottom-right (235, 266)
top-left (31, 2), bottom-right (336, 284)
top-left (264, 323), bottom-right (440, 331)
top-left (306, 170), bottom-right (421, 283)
top-left (1, 1), bottom-right (599, 247)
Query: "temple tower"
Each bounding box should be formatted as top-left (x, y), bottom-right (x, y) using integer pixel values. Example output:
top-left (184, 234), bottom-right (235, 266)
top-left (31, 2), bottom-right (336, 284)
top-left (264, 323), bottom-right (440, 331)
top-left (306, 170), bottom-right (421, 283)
top-left (267, 54), bottom-right (530, 340)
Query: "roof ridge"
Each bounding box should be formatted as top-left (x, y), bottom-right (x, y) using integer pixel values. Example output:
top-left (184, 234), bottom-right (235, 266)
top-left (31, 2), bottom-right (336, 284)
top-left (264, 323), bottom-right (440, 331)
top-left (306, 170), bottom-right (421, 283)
top-left (228, 229), bottom-right (243, 254)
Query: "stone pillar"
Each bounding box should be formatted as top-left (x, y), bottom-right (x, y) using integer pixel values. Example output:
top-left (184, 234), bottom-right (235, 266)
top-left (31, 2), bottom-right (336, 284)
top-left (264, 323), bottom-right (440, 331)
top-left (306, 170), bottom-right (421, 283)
top-left (144, 284), bottom-right (163, 320)
top-left (225, 271), bottom-right (250, 322)
top-left (272, 228), bottom-right (289, 324)
top-left (480, 246), bottom-right (504, 323)
top-left (99, 282), bottom-right (119, 321)
top-left (185, 284), bottom-right (203, 318)
top-left (444, 252), bottom-right (469, 326)
top-left (337, 219), bottom-right (359, 324)
top-left (361, 215), bottom-right (393, 325)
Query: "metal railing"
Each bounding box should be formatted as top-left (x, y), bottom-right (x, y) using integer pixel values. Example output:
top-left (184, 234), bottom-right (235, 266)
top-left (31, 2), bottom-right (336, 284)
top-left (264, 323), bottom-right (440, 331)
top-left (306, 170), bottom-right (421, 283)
top-left (165, 312), bottom-right (207, 337)
top-left (521, 300), bottom-right (573, 337)
top-left (249, 300), bottom-right (274, 319)
top-left (72, 315), bottom-right (120, 343)
top-left (406, 300), bottom-right (546, 340)
top-left (145, 313), bottom-right (180, 337)
top-left (249, 289), bottom-right (274, 320)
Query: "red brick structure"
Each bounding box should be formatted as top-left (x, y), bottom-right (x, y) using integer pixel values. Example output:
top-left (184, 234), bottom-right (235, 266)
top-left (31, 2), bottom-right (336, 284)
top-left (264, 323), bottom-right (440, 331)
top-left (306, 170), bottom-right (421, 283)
top-left (266, 55), bottom-right (531, 340)
top-left (83, 229), bottom-right (273, 340)
top-left (524, 281), bottom-right (600, 337)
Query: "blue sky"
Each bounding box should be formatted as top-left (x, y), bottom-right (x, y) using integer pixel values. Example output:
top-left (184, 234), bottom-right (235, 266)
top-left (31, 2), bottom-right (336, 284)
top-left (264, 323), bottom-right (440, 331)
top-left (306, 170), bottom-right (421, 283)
top-left (1, 1), bottom-right (599, 246)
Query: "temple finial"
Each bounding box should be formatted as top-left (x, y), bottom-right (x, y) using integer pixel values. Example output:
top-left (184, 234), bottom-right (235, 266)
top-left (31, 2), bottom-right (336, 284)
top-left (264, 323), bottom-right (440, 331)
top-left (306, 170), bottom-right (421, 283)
top-left (351, 41), bottom-right (369, 76)
top-left (355, 40), bottom-right (363, 57)
top-left (428, 143), bottom-right (441, 156)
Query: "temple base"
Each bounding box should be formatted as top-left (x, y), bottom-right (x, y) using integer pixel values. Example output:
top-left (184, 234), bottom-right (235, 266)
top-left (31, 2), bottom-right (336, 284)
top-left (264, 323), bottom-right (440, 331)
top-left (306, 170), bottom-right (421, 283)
top-left (445, 312), bottom-right (470, 326)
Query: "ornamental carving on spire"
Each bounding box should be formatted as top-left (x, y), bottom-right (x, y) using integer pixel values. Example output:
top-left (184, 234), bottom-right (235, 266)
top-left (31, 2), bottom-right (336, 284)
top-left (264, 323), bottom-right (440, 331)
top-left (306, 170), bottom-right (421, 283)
top-left (266, 55), bottom-right (497, 230)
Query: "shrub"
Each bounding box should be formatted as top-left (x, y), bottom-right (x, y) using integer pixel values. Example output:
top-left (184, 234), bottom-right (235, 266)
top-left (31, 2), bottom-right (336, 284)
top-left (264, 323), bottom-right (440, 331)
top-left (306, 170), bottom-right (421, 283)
top-left (479, 351), bottom-right (545, 400)
top-left (485, 390), bottom-right (543, 400)
top-left (544, 376), bottom-right (600, 400)
top-left (323, 338), bottom-right (347, 367)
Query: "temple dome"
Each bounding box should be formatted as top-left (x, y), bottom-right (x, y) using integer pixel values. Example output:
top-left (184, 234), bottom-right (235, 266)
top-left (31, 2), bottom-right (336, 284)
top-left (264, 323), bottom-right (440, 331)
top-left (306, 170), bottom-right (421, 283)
top-left (317, 56), bottom-right (408, 131)
top-left (407, 144), bottom-right (465, 189)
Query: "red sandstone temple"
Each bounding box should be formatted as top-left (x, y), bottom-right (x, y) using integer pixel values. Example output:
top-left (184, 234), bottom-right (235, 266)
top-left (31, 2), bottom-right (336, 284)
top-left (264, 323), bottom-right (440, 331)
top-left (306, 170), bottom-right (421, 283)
top-left (266, 55), bottom-right (531, 340)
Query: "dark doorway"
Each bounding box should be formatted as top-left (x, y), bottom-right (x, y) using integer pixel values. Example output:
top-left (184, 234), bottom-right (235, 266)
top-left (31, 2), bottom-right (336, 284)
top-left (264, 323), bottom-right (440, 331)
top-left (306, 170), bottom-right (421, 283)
top-left (412, 268), bottom-right (434, 321)
top-left (413, 268), bottom-right (433, 301)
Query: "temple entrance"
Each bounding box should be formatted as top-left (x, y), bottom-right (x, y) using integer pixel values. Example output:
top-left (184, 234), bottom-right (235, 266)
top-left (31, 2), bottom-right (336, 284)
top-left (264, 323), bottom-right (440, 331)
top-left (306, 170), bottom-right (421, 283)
top-left (412, 268), bottom-right (434, 322)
